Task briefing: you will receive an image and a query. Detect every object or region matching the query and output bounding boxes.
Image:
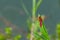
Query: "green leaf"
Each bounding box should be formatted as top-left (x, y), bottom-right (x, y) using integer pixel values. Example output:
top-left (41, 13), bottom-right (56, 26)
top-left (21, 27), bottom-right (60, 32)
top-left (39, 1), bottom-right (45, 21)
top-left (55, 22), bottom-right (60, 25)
top-left (21, 0), bottom-right (30, 16)
top-left (5, 27), bottom-right (12, 35)
top-left (0, 33), bottom-right (6, 40)
top-left (36, 0), bottom-right (42, 10)
top-left (14, 34), bottom-right (21, 40)
top-left (39, 21), bottom-right (50, 40)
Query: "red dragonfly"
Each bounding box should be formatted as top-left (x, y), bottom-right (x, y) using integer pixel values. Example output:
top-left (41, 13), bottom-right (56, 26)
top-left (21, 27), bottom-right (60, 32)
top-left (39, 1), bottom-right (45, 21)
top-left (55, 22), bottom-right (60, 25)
top-left (38, 16), bottom-right (42, 27)
top-left (38, 15), bottom-right (46, 27)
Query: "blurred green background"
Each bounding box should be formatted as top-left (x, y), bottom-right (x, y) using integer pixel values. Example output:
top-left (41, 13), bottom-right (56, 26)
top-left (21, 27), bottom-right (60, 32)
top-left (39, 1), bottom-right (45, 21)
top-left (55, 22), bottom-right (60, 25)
top-left (0, 0), bottom-right (60, 40)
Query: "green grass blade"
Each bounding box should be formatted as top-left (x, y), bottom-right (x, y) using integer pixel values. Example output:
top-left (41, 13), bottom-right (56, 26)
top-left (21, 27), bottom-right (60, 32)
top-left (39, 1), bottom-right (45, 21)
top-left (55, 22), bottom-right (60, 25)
top-left (36, 0), bottom-right (42, 10)
top-left (40, 21), bottom-right (50, 40)
top-left (21, 0), bottom-right (30, 16)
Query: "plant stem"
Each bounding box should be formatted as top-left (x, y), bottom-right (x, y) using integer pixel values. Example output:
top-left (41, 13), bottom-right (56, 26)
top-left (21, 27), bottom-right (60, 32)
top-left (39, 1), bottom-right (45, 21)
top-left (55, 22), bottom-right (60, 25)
top-left (32, 0), bottom-right (36, 18)
top-left (30, 0), bottom-right (36, 40)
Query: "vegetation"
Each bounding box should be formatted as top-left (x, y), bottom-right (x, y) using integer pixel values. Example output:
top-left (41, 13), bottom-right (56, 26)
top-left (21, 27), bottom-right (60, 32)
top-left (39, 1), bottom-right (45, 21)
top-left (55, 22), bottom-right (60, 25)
top-left (0, 0), bottom-right (60, 40)
top-left (22, 0), bottom-right (60, 40)
top-left (0, 27), bottom-right (21, 40)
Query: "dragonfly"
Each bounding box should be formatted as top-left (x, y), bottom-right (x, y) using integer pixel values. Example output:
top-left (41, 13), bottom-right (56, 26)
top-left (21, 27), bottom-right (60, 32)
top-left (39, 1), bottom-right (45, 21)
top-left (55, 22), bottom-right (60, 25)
top-left (38, 14), bottom-right (46, 27)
